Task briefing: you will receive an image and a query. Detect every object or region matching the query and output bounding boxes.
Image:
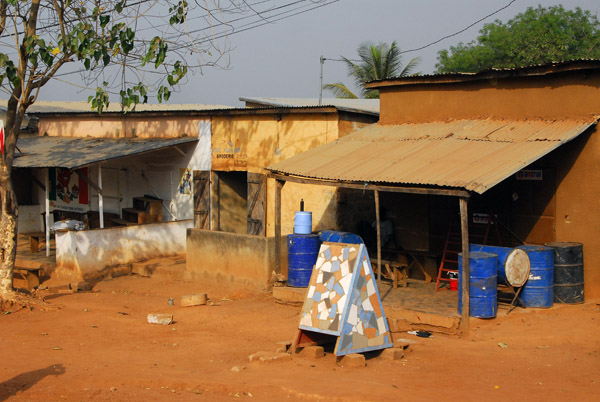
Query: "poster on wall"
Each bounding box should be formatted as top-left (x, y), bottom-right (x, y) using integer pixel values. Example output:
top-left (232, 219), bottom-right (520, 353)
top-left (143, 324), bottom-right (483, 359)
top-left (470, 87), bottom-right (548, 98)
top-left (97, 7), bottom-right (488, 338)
top-left (179, 168), bottom-right (192, 195)
top-left (49, 167), bottom-right (89, 212)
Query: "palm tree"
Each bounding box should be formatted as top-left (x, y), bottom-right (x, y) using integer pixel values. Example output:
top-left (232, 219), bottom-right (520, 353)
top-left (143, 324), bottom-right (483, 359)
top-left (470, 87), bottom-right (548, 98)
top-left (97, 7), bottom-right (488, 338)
top-left (324, 41), bottom-right (420, 99)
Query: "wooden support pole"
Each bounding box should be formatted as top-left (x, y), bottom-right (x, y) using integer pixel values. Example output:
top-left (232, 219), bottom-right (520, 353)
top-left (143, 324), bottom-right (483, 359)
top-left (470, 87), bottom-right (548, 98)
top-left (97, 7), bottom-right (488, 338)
top-left (274, 179), bottom-right (284, 275)
top-left (45, 170), bottom-right (50, 257)
top-left (459, 196), bottom-right (470, 335)
top-left (374, 189), bottom-right (381, 287)
top-left (98, 165), bottom-right (104, 229)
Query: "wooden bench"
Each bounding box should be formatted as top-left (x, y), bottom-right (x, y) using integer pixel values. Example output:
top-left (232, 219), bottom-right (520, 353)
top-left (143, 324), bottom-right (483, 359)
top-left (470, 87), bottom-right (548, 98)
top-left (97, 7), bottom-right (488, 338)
top-left (14, 266), bottom-right (42, 290)
top-left (372, 258), bottom-right (409, 288)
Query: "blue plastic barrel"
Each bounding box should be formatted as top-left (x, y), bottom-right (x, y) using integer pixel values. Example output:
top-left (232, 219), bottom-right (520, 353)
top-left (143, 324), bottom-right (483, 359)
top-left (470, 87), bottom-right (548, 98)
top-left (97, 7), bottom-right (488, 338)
top-left (294, 211), bottom-right (312, 234)
top-left (517, 245), bottom-right (554, 308)
top-left (470, 244), bottom-right (530, 287)
top-left (458, 251), bottom-right (498, 318)
top-left (318, 230), bottom-right (364, 244)
top-left (287, 234), bottom-right (320, 287)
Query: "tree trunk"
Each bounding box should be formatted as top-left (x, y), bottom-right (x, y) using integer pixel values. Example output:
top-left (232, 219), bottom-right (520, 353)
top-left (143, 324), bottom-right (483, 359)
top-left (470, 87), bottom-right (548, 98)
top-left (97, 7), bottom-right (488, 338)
top-left (0, 162), bottom-right (18, 297)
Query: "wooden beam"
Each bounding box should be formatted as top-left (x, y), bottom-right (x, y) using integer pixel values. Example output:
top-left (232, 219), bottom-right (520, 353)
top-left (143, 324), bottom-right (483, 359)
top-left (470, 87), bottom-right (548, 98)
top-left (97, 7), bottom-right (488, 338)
top-left (374, 189), bottom-right (382, 287)
top-left (274, 179), bottom-right (284, 275)
top-left (459, 196), bottom-right (470, 336)
top-left (266, 172), bottom-right (470, 198)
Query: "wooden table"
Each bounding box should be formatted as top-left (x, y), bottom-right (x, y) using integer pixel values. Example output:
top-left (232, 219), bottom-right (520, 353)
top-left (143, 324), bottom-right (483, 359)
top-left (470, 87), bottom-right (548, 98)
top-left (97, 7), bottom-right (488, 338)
top-left (381, 248), bottom-right (434, 284)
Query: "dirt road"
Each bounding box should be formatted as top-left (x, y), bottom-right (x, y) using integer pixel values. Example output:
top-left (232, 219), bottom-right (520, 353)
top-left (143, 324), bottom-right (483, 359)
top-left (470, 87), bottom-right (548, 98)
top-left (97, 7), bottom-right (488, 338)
top-left (1, 275), bottom-right (598, 401)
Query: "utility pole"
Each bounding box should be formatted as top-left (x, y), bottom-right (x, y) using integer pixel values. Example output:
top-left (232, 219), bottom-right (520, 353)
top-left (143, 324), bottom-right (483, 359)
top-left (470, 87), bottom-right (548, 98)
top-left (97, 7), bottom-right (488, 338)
top-left (319, 55), bottom-right (325, 106)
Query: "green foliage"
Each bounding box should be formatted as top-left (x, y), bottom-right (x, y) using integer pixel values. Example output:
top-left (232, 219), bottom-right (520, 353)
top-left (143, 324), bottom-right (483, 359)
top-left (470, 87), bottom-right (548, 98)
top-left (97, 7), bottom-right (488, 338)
top-left (0, 1), bottom-right (191, 115)
top-left (436, 6), bottom-right (600, 73)
top-left (324, 41), bottom-right (420, 99)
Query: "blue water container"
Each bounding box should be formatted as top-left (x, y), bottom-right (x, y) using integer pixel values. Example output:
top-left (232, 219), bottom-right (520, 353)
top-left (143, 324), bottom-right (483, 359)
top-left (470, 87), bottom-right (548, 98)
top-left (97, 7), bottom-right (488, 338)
top-left (470, 244), bottom-right (530, 287)
top-left (294, 211), bottom-right (312, 234)
top-left (458, 251), bottom-right (498, 318)
top-left (517, 245), bottom-right (554, 308)
top-left (318, 230), bottom-right (364, 244)
top-left (287, 234), bottom-right (321, 287)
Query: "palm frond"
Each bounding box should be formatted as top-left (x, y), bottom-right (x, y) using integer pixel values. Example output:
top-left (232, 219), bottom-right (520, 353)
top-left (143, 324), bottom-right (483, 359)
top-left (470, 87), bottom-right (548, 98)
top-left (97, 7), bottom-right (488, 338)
top-left (322, 82), bottom-right (358, 99)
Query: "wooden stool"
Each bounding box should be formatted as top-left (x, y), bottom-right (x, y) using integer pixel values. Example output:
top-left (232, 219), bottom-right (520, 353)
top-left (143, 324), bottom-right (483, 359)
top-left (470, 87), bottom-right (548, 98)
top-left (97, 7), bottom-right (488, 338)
top-left (28, 232), bottom-right (46, 253)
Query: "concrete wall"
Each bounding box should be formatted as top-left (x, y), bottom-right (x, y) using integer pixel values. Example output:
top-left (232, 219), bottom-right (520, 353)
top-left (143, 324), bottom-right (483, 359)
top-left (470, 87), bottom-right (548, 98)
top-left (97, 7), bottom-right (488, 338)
top-left (18, 205), bottom-right (43, 233)
top-left (55, 220), bottom-right (192, 280)
top-left (186, 228), bottom-right (278, 289)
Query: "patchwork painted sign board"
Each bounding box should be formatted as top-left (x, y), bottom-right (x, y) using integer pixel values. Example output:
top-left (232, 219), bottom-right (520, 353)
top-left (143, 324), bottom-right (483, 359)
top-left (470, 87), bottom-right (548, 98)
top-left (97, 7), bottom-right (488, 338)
top-left (294, 242), bottom-right (392, 356)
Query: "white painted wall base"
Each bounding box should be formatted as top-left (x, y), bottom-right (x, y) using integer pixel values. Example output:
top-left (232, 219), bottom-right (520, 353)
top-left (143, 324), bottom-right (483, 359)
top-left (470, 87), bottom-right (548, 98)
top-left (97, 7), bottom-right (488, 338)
top-left (55, 220), bottom-right (192, 280)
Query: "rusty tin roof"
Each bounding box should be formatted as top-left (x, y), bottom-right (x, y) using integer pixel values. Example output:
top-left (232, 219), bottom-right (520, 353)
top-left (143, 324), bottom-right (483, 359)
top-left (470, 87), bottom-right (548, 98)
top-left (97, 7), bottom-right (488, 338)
top-left (14, 136), bottom-right (198, 169)
top-left (267, 118), bottom-right (598, 194)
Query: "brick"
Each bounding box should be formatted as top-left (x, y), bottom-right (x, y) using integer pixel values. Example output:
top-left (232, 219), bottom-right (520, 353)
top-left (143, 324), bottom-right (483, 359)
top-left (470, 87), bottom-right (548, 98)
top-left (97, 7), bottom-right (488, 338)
top-left (275, 341), bottom-right (291, 353)
top-left (299, 345), bottom-right (325, 359)
top-left (147, 313), bottom-right (173, 325)
top-left (248, 351), bottom-right (291, 364)
top-left (380, 348), bottom-right (404, 361)
top-left (337, 353), bottom-right (365, 368)
top-left (181, 293), bottom-right (207, 307)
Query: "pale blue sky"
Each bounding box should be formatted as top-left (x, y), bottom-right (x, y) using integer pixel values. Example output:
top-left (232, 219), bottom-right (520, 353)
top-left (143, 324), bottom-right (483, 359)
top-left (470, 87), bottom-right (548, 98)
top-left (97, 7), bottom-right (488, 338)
top-left (38, 0), bottom-right (600, 107)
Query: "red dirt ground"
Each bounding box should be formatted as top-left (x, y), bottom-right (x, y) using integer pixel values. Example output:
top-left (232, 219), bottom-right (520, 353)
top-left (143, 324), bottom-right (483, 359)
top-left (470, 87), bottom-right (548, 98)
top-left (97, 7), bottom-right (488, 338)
top-left (1, 274), bottom-right (599, 401)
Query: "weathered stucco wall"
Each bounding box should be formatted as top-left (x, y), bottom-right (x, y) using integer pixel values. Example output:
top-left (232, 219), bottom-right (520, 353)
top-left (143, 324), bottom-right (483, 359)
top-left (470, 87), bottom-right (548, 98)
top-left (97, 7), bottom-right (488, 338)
top-left (186, 229), bottom-right (278, 289)
top-left (377, 69), bottom-right (600, 299)
top-left (38, 115), bottom-right (207, 138)
top-left (553, 128), bottom-right (600, 299)
top-left (55, 220), bottom-right (192, 280)
top-left (379, 72), bottom-right (600, 124)
top-left (265, 180), bottom-right (338, 237)
top-left (211, 113), bottom-right (338, 173)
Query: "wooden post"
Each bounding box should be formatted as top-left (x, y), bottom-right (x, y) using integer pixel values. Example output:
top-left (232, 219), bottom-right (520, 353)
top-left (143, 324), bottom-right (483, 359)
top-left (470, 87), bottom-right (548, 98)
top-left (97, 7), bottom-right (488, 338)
top-left (374, 189), bottom-right (381, 287)
top-left (459, 196), bottom-right (470, 335)
top-left (45, 169), bottom-right (51, 257)
top-left (98, 165), bottom-right (104, 229)
top-left (274, 179), bottom-right (284, 275)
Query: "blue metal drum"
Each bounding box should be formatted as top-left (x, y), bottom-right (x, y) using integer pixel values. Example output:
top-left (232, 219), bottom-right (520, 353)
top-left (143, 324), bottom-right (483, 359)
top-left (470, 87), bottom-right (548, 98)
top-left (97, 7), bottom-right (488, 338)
top-left (517, 245), bottom-right (554, 308)
top-left (470, 244), bottom-right (530, 287)
top-left (318, 230), bottom-right (364, 245)
top-left (458, 251), bottom-right (498, 318)
top-left (287, 234), bottom-right (321, 287)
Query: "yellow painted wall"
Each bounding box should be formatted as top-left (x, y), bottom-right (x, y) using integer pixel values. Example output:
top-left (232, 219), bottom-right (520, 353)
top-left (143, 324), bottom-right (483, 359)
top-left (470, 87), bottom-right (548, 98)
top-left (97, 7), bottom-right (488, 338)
top-left (211, 113), bottom-right (338, 173)
top-left (37, 115), bottom-right (206, 138)
top-left (265, 179), bottom-right (338, 237)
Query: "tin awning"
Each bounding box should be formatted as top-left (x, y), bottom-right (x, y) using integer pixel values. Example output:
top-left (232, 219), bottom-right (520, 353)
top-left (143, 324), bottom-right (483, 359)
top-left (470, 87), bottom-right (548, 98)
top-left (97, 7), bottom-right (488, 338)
top-left (267, 118), bottom-right (598, 194)
top-left (13, 136), bottom-right (198, 169)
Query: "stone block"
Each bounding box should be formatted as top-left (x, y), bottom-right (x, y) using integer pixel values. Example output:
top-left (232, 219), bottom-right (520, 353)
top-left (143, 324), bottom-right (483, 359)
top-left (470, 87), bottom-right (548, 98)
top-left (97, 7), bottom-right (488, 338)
top-left (131, 262), bottom-right (150, 277)
top-left (299, 345), bottom-right (325, 359)
top-left (275, 341), bottom-right (292, 353)
top-left (147, 313), bottom-right (173, 325)
top-left (337, 353), bottom-right (365, 368)
top-left (248, 351), bottom-right (291, 364)
top-left (380, 348), bottom-right (404, 361)
top-left (181, 293), bottom-right (208, 307)
top-left (393, 338), bottom-right (414, 353)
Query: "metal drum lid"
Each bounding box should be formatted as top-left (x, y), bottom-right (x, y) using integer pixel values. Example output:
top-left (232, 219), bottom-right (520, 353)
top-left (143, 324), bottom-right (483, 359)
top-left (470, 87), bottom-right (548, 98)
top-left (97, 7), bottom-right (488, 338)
top-left (504, 249), bottom-right (530, 287)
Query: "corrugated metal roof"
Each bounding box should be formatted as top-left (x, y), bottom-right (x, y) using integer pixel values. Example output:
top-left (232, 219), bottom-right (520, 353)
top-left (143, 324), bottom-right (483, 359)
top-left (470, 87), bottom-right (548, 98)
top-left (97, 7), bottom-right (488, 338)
top-left (0, 100), bottom-right (233, 114)
top-left (267, 118), bottom-right (598, 194)
top-left (367, 59), bottom-right (600, 88)
top-left (13, 136), bottom-right (197, 169)
top-left (239, 97), bottom-right (380, 116)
